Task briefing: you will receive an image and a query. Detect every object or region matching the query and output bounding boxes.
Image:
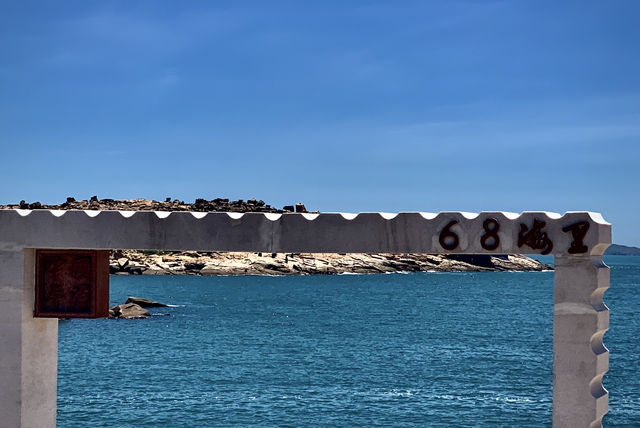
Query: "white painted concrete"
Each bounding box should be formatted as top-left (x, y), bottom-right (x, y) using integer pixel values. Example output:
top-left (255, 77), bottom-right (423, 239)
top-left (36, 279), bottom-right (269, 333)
top-left (553, 255), bottom-right (610, 428)
top-left (0, 249), bottom-right (24, 428)
top-left (0, 210), bottom-right (611, 427)
top-left (0, 249), bottom-right (57, 428)
top-left (0, 210), bottom-right (610, 254)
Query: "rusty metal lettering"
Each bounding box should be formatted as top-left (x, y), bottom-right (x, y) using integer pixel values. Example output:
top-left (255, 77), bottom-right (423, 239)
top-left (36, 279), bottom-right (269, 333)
top-left (480, 218), bottom-right (500, 251)
top-left (518, 219), bottom-right (553, 255)
top-left (439, 220), bottom-right (460, 250)
top-left (562, 221), bottom-right (590, 254)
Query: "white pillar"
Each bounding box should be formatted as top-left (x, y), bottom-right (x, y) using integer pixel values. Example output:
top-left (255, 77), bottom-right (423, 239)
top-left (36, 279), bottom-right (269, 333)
top-left (0, 249), bottom-right (58, 428)
top-left (553, 255), bottom-right (610, 428)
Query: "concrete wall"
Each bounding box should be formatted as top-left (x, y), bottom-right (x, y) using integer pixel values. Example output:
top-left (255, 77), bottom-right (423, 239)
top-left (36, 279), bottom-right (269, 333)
top-left (0, 210), bottom-right (611, 427)
top-left (0, 249), bottom-right (57, 428)
top-left (0, 210), bottom-right (610, 254)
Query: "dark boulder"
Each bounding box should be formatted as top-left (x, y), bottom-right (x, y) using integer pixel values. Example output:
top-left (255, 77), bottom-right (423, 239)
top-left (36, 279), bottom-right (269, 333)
top-left (446, 254), bottom-right (494, 268)
top-left (184, 262), bottom-right (205, 271)
top-left (109, 303), bottom-right (150, 319)
top-left (125, 297), bottom-right (168, 308)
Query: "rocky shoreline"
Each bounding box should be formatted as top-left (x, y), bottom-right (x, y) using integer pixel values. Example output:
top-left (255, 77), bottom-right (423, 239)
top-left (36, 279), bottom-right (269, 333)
top-left (110, 250), bottom-right (550, 275)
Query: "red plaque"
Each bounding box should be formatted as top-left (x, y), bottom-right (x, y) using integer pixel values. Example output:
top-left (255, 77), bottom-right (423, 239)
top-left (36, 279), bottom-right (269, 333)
top-left (35, 250), bottom-right (110, 318)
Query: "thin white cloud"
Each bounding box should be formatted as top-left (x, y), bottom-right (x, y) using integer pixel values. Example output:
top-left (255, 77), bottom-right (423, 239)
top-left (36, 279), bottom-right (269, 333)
top-left (43, 6), bottom-right (256, 68)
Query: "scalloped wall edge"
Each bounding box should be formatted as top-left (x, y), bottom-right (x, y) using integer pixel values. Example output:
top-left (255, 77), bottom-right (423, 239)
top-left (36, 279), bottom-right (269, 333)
top-left (589, 373), bottom-right (608, 400)
top-left (0, 209), bottom-right (610, 224)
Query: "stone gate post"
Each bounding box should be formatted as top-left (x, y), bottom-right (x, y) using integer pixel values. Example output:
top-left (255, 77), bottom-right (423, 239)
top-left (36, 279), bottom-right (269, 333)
top-left (0, 248), bottom-right (58, 428)
top-left (553, 253), bottom-right (610, 428)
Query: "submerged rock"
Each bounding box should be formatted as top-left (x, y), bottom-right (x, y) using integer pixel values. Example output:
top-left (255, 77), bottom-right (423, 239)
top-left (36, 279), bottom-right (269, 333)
top-left (125, 297), bottom-right (167, 308)
top-left (109, 303), bottom-right (150, 319)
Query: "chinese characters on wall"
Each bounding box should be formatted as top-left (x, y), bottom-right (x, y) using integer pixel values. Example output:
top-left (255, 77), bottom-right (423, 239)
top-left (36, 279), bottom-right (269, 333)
top-left (437, 218), bottom-right (591, 254)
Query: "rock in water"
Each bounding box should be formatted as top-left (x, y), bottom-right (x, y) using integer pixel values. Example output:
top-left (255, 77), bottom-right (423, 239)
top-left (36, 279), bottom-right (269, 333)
top-left (110, 303), bottom-right (150, 319)
top-left (125, 297), bottom-right (168, 308)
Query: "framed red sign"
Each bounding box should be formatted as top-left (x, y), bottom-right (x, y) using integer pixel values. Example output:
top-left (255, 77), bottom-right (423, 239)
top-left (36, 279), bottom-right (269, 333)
top-left (35, 250), bottom-right (109, 318)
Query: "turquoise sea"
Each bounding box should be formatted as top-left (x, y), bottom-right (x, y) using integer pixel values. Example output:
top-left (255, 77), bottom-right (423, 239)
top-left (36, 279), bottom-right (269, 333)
top-left (58, 256), bottom-right (640, 427)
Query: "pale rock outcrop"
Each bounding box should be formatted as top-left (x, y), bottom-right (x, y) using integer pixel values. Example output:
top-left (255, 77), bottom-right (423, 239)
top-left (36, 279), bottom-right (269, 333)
top-left (108, 250), bottom-right (551, 276)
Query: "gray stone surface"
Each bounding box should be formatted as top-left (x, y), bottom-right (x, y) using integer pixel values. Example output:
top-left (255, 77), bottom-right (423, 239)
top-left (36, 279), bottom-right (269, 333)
top-left (553, 255), bottom-right (610, 428)
top-left (0, 210), bottom-right (611, 255)
top-left (0, 248), bottom-right (57, 428)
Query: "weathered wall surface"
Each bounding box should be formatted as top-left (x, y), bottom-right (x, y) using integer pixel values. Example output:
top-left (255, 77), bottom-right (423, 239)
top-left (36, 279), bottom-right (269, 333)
top-left (0, 210), bottom-right (610, 255)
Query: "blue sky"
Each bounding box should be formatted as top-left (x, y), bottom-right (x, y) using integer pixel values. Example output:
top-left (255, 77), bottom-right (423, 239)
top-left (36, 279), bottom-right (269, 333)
top-left (1, 1), bottom-right (639, 245)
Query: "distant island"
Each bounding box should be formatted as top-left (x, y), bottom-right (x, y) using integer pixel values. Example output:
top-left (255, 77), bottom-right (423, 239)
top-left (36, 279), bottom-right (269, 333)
top-left (109, 250), bottom-right (551, 275)
top-left (605, 244), bottom-right (640, 256)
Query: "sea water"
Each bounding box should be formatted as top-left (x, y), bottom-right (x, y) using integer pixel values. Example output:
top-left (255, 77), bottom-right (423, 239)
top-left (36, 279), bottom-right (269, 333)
top-left (57, 256), bottom-right (640, 427)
